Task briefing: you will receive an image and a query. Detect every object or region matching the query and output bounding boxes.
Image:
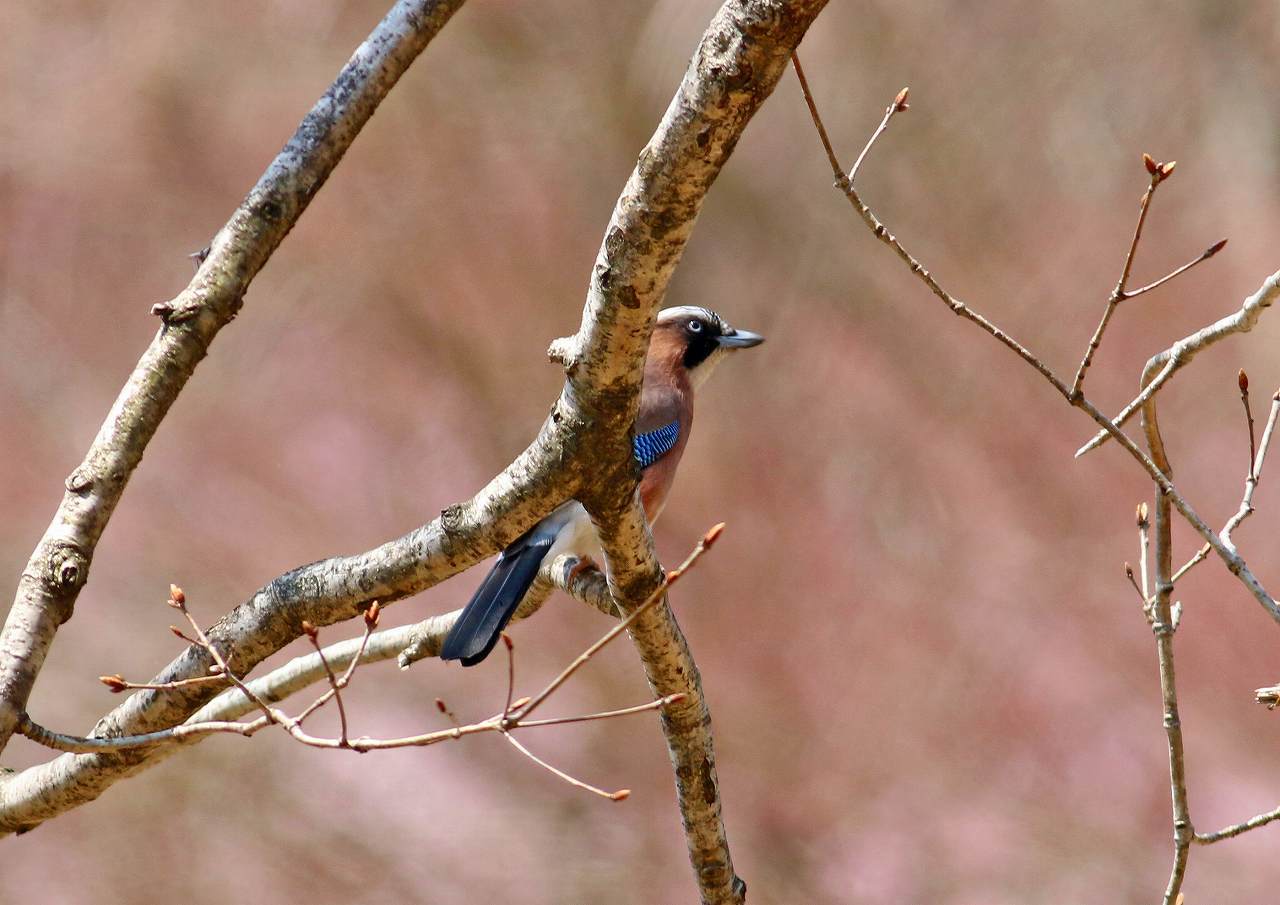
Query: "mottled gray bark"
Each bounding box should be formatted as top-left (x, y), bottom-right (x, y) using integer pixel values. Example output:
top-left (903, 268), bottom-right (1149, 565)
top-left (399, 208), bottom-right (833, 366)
top-left (0, 0), bottom-right (468, 756)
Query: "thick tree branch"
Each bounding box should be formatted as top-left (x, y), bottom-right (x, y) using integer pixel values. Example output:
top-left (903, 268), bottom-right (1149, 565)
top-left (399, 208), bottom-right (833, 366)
top-left (0, 18), bottom-right (829, 904)
top-left (0, 0), bottom-right (468, 756)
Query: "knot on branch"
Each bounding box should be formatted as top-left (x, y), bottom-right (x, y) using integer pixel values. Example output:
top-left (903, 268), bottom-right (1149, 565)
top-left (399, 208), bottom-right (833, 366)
top-left (64, 464), bottom-right (94, 494)
top-left (48, 546), bottom-right (87, 593)
top-left (547, 335), bottom-right (581, 371)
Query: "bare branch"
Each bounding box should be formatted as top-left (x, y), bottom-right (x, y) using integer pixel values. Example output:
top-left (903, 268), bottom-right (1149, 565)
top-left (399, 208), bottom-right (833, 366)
top-left (793, 75), bottom-right (1280, 627)
top-left (3, 12), bottom-right (826, 904)
top-left (1194, 804), bottom-right (1280, 844)
top-left (501, 732), bottom-right (630, 802)
top-left (512, 523), bottom-right (723, 724)
top-left (1169, 384), bottom-right (1280, 587)
top-left (1124, 238), bottom-right (1227, 301)
top-left (0, 0), bottom-right (469, 757)
top-left (1071, 163), bottom-right (1163, 396)
top-left (847, 86), bottom-right (909, 183)
top-left (790, 63), bottom-right (1073, 396)
top-left (1076, 269), bottom-right (1280, 457)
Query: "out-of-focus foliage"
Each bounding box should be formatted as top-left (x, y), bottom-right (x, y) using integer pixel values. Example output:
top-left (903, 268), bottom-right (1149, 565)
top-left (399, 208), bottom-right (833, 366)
top-left (3, 2), bottom-right (1280, 903)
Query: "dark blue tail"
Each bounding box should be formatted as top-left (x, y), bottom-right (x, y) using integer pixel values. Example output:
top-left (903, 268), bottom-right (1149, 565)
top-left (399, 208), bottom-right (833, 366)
top-left (441, 529), bottom-right (554, 666)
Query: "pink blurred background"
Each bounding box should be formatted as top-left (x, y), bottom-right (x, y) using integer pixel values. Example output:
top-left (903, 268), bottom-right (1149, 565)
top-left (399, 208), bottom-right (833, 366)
top-left (4, 1), bottom-right (1280, 902)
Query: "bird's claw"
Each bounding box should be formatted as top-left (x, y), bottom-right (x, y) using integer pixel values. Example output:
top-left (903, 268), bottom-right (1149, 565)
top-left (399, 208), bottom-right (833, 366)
top-left (566, 556), bottom-right (599, 583)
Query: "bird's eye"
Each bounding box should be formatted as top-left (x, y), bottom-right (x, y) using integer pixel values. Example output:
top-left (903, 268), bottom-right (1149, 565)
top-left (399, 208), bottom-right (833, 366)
top-left (687, 320), bottom-right (703, 333)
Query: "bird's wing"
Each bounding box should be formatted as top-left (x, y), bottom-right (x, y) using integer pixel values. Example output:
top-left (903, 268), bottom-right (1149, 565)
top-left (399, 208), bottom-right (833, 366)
top-left (633, 420), bottom-right (680, 469)
top-left (632, 385), bottom-right (685, 470)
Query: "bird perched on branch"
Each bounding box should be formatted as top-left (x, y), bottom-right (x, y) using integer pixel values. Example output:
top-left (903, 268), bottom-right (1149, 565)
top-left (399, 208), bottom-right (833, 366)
top-left (440, 306), bottom-right (764, 666)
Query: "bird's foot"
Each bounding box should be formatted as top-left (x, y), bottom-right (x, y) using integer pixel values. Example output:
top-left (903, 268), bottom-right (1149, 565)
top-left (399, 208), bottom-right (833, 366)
top-left (565, 555), bottom-right (599, 583)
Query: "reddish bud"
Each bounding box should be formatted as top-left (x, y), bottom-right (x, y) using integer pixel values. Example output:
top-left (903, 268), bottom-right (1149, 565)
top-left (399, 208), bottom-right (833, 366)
top-left (893, 87), bottom-right (910, 112)
top-left (169, 584), bottom-right (185, 606)
top-left (1160, 160), bottom-right (1176, 178)
top-left (363, 601), bottom-right (381, 630)
top-left (609, 789), bottom-right (632, 802)
top-left (301, 620), bottom-right (318, 641)
top-left (1239, 369), bottom-right (1250, 394)
top-left (703, 522), bottom-right (726, 548)
top-left (1136, 502), bottom-right (1148, 525)
top-left (99, 674), bottom-right (128, 693)
top-left (501, 633), bottom-right (513, 651)
top-left (1204, 238), bottom-right (1228, 259)
top-left (169, 625), bottom-right (188, 640)
top-left (1124, 562), bottom-right (1134, 580)
top-left (1142, 153), bottom-right (1158, 175)
top-left (435, 698), bottom-right (449, 714)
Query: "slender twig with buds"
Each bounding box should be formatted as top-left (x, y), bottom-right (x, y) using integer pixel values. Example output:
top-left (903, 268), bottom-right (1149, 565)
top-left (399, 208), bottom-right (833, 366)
top-left (17, 529), bottom-right (720, 799)
top-left (790, 55), bottom-right (1280, 904)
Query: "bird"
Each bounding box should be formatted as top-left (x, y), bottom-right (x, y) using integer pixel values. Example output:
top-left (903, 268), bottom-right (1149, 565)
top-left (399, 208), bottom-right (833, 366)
top-left (440, 305), bottom-right (764, 666)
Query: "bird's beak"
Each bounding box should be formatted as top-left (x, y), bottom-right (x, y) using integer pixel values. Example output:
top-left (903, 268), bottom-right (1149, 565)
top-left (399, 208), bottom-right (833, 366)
top-left (717, 328), bottom-right (764, 349)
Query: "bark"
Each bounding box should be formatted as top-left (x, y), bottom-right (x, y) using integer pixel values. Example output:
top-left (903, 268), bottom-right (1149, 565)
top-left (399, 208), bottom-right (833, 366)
top-left (2, 4), bottom-right (830, 902)
top-left (0, 0), bottom-right (468, 756)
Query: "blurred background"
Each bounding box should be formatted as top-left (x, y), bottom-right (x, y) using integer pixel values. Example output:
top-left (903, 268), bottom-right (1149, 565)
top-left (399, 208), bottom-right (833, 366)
top-left (3, 1), bottom-right (1280, 902)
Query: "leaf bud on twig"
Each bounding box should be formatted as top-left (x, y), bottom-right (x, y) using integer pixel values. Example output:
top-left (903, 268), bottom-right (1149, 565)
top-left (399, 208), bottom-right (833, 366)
top-left (99, 674), bottom-right (127, 693)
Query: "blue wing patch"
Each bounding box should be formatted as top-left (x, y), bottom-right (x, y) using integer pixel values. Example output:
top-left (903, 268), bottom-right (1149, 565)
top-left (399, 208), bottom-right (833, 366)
top-left (633, 420), bottom-right (680, 469)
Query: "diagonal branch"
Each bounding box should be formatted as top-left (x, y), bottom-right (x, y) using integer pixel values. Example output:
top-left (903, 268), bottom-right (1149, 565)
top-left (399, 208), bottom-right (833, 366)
top-left (1075, 269), bottom-right (1280, 457)
top-left (791, 68), bottom-right (1280, 627)
top-left (0, 0), bottom-right (469, 757)
top-left (0, 12), bottom-right (830, 890)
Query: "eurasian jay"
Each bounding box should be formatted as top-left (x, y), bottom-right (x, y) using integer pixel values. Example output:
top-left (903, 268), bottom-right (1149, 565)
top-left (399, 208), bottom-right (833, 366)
top-left (440, 305), bottom-right (764, 666)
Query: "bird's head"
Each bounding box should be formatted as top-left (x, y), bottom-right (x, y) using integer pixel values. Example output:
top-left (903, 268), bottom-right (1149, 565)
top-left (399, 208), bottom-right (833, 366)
top-left (651, 306), bottom-right (764, 389)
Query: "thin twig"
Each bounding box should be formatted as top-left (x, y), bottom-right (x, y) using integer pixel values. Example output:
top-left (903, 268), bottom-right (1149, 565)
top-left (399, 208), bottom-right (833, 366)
top-left (14, 711), bottom-right (269, 753)
top-left (1164, 377), bottom-right (1275, 579)
top-left (790, 53), bottom-right (844, 184)
top-left (1125, 239), bottom-right (1227, 301)
top-left (1124, 563), bottom-right (1146, 605)
top-left (1075, 269), bottom-right (1280, 458)
top-left (510, 523), bottom-right (725, 724)
top-left (1194, 804), bottom-right (1280, 844)
top-left (791, 68), bottom-right (1073, 396)
top-left (98, 672), bottom-right (227, 694)
top-left (1137, 502), bottom-right (1151, 600)
top-left (17, 537), bottom-right (714, 758)
top-left (302, 622), bottom-right (349, 745)
top-left (502, 633), bottom-right (516, 724)
top-left (793, 73), bottom-right (1280, 626)
top-left (514, 694), bottom-right (686, 729)
top-left (1071, 164), bottom-right (1163, 396)
top-left (167, 587), bottom-right (282, 728)
top-left (847, 87), bottom-right (909, 184)
top-left (501, 731), bottom-right (629, 801)
top-left (1241, 370), bottom-right (1256, 473)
